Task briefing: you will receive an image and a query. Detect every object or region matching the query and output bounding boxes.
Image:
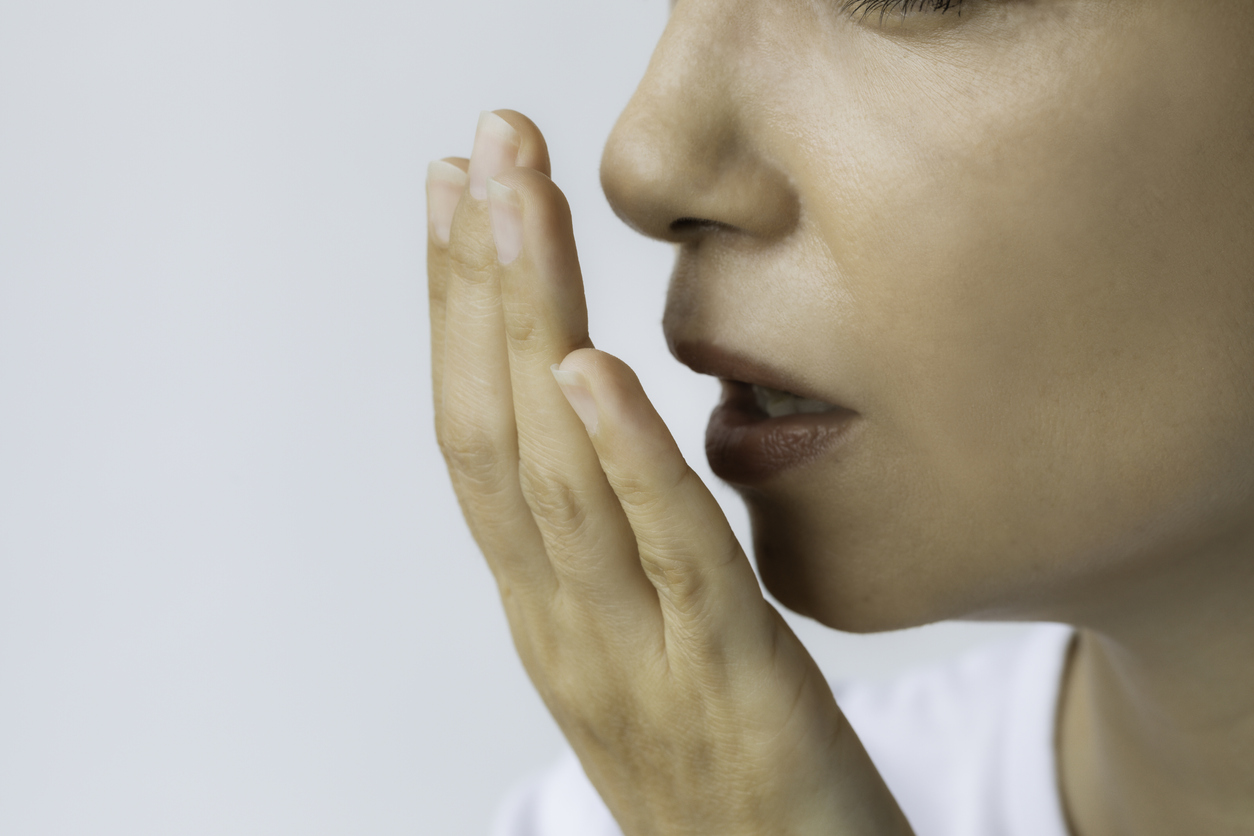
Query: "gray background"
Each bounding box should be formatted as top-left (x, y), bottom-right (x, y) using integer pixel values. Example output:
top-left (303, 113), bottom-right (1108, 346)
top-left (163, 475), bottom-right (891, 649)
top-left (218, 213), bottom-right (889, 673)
top-left (0, 1), bottom-right (1029, 833)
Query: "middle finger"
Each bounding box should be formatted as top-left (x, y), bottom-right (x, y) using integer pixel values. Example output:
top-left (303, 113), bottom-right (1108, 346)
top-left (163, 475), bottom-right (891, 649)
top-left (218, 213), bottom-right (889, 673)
top-left (440, 112), bottom-right (553, 595)
top-left (487, 166), bottom-right (660, 623)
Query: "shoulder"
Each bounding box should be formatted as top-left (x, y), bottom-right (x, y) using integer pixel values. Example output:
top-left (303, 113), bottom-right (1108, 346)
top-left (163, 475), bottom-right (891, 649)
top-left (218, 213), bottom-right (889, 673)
top-left (491, 623), bottom-right (1075, 836)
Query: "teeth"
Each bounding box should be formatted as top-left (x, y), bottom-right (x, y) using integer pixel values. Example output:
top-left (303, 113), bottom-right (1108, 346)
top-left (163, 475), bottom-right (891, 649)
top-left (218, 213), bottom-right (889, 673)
top-left (752, 384), bottom-right (838, 418)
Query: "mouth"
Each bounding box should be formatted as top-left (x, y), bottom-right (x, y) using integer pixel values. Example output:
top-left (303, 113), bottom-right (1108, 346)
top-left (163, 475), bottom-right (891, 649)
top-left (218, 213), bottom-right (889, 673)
top-left (670, 341), bottom-right (861, 485)
top-left (751, 383), bottom-right (844, 418)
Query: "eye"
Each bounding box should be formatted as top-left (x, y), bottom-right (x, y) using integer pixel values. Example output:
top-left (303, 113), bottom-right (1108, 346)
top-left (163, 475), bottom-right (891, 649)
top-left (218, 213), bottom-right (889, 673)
top-left (840, 0), bottom-right (966, 22)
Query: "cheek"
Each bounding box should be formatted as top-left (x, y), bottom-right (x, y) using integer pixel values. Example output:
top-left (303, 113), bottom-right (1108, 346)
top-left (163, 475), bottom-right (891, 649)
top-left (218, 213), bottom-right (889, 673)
top-left (746, 361), bottom-right (1254, 632)
top-left (760, 7), bottom-right (1254, 626)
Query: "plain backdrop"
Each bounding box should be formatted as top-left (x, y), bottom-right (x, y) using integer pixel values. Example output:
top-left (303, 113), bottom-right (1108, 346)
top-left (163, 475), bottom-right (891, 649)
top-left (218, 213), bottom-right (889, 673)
top-left (0, 1), bottom-right (1033, 833)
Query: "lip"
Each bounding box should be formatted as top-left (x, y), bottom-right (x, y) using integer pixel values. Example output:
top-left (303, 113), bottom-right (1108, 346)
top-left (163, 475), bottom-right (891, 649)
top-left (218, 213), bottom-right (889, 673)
top-left (670, 341), bottom-right (861, 485)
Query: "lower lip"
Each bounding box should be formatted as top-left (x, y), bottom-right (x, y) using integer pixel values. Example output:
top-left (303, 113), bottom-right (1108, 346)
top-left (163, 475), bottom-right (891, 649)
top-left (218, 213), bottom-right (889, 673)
top-left (705, 381), bottom-right (860, 485)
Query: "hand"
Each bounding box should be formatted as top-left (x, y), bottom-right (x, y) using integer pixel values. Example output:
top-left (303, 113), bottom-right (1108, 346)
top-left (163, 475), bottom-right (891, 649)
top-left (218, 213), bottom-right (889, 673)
top-left (427, 109), bottom-right (914, 836)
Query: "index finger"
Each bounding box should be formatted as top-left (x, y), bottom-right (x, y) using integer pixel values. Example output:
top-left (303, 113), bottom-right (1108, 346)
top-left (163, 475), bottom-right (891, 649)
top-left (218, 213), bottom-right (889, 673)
top-left (555, 348), bottom-right (779, 663)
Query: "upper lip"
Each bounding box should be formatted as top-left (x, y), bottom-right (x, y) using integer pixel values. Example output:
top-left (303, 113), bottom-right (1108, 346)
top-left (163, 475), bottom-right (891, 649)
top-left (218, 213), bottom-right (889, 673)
top-left (668, 339), bottom-right (855, 412)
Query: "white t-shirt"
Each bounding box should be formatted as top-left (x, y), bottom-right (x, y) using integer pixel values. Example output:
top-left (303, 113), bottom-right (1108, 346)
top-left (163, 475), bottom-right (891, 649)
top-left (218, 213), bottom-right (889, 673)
top-left (491, 623), bottom-right (1075, 836)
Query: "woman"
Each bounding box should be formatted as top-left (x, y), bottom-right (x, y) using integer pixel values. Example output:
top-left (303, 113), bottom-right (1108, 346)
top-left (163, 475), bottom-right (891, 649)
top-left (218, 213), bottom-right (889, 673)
top-left (426, 1), bottom-right (1254, 833)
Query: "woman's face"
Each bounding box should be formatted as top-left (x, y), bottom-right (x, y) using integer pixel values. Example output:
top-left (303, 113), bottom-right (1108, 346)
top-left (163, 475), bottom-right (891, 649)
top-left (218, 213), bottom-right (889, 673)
top-left (599, 0), bottom-right (1254, 631)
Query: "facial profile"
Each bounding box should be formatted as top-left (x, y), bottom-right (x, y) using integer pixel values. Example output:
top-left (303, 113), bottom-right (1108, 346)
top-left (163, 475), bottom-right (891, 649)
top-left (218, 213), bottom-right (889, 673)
top-left (598, 0), bottom-right (1254, 632)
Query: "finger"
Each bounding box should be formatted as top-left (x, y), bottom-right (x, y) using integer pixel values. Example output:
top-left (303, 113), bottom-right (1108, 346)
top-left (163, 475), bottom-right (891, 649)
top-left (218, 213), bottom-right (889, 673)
top-left (429, 111), bottom-right (552, 437)
top-left (487, 167), bottom-right (659, 619)
top-left (482, 109), bottom-right (551, 180)
top-left (552, 348), bottom-right (779, 663)
top-left (427, 156), bottom-right (469, 443)
top-left (440, 112), bottom-right (554, 594)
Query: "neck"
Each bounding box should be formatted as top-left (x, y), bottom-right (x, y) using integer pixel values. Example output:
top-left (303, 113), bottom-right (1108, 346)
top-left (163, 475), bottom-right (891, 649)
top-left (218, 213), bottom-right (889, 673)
top-left (1058, 539), bottom-right (1254, 836)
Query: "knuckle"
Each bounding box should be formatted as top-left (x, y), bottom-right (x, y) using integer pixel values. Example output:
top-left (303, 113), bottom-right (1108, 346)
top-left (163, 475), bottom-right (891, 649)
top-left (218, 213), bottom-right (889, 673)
top-left (642, 531), bottom-right (740, 621)
top-left (641, 553), bottom-right (704, 601)
top-left (438, 423), bottom-right (509, 491)
top-left (613, 464), bottom-right (692, 521)
top-left (503, 302), bottom-right (545, 351)
top-left (609, 474), bottom-right (651, 509)
top-left (517, 459), bottom-right (591, 541)
top-left (447, 229), bottom-right (499, 286)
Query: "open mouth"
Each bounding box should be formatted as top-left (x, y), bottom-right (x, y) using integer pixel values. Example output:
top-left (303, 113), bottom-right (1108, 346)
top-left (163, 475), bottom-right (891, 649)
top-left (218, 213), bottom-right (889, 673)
top-left (706, 380), bottom-right (859, 484)
top-left (663, 340), bottom-right (861, 483)
top-left (751, 383), bottom-right (843, 418)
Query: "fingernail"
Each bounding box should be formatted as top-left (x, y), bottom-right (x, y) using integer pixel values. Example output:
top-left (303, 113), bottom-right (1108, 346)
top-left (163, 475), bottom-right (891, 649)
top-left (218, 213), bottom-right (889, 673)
top-left (551, 365), bottom-right (598, 435)
top-left (487, 179), bottom-right (523, 265)
top-left (468, 111), bottom-right (521, 200)
top-left (426, 160), bottom-right (467, 245)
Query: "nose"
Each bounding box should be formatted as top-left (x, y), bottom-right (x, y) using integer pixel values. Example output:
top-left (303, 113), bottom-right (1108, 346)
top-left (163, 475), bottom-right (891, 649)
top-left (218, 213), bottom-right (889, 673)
top-left (599, 1), bottom-right (799, 243)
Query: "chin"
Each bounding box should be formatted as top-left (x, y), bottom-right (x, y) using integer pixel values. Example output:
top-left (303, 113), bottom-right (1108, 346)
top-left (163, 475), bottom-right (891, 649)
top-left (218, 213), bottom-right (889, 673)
top-left (746, 501), bottom-right (964, 635)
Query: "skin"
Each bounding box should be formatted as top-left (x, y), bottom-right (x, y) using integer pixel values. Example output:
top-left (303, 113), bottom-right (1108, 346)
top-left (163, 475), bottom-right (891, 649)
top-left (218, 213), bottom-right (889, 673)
top-left (429, 0), bottom-right (1254, 833)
